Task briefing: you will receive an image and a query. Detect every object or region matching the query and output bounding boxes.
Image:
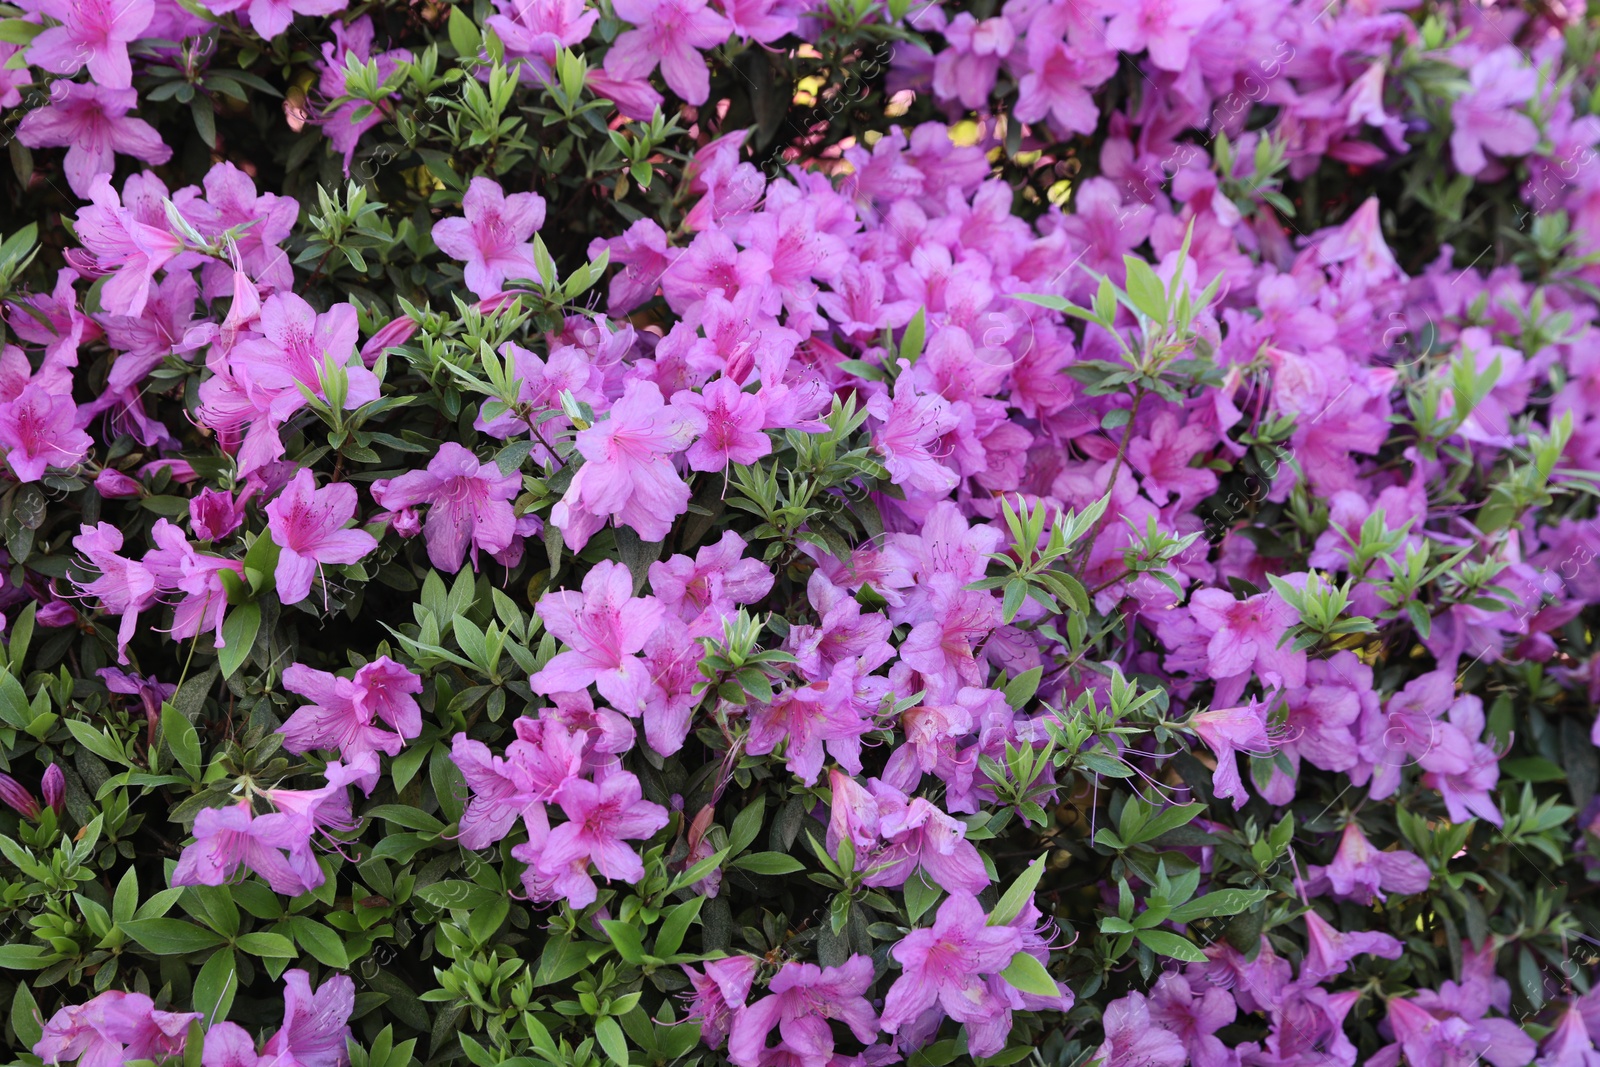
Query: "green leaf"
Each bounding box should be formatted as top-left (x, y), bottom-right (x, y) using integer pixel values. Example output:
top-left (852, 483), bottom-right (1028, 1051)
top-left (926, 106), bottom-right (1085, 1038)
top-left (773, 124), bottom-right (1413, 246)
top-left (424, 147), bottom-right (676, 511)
top-left (595, 1016), bottom-right (630, 1067)
top-left (162, 702), bottom-right (203, 779)
top-left (1001, 667), bottom-right (1042, 710)
top-left (122, 918), bottom-right (229, 956)
top-left (1122, 256), bottom-right (1168, 322)
top-left (899, 307), bottom-right (927, 366)
top-left (416, 880), bottom-right (503, 911)
top-left (289, 917), bottom-right (349, 968)
top-left (1134, 929), bottom-right (1208, 962)
top-left (730, 852), bottom-right (804, 875)
top-left (1166, 888), bottom-right (1271, 924)
top-left (236, 932), bottom-right (298, 958)
top-left (600, 920), bottom-right (647, 964)
top-left (904, 870), bottom-right (942, 923)
top-left (9, 981), bottom-right (41, 1046)
top-left (193, 948), bottom-right (239, 1024)
top-left (999, 951), bottom-right (1059, 997)
top-left (0, 944), bottom-right (53, 970)
top-left (728, 795), bottom-right (765, 857)
top-left (988, 855), bottom-right (1046, 926)
top-left (218, 602), bottom-right (261, 679)
top-left (64, 718), bottom-right (130, 765)
top-left (655, 897), bottom-right (704, 958)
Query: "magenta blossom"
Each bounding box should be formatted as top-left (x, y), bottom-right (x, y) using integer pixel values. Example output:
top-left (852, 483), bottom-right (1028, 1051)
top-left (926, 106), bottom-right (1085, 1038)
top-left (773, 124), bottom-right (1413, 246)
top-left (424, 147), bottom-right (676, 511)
top-left (517, 768), bottom-right (668, 907)
top-left (27, 0), bottom-right (153, 89)
top-left (278, 657), bottom-right (423, 789)
top-left (0, 383), bottom-right (92, 482)
top-left (198, 0), bottom-right (347, 40)
top-left (172, 801), bottom-right (318, 896)
top-left (1304, 821), bottom-right (1431, 905)
top-left (530, 559), bottom-right (665, 713)
top-left (35, 991), bottom-right (200, 1067)
top-left (265, 468), bottom-right (379, 605)
top-left (202, 969), bottom-right (354, 1067)
top-left (880, 892), bottom-right (1025, 1058)
top-left (553, 379), bottom-right (706, 550)
top-left (371, 443), bottom-right (520, 573)
top-left (432, 177), bottom-right (547, 298)
top-left (728, 955), bottom-right (881, 1067)
top-left (16, 84), bottom-right (171, 197)
top-left (685, 956), bottom-right (758, 1049)
top-left (1189, 701), bottom-right (1273, 810)
top-left (603, 0), bottom-right (730, 105)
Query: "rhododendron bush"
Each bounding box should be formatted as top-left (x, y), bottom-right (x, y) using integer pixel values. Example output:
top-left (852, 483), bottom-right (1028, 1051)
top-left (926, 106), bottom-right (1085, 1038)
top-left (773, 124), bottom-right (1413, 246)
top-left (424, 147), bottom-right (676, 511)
top-left (4, 0), bottom-right (1600, 1062)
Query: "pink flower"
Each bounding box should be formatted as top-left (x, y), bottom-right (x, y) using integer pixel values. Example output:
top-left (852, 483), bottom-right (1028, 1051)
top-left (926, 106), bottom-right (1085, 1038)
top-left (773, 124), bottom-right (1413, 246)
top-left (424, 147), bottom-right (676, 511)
top-left (1188, 701), bottom-right (1273, 810)
top-left (71, 175), bottom-right (184, 318)
top-left (827, 772), bottom-right (990, 895)
top-left (0, 382), bottom-right (91, 482)
top-left (231, 292), bottom-right (378, 423)
top-left (278, 657), bottom-right (422, 787)
top-left (1104, 0), bottom-right (1220, 73)
top-left (604, 0), bottom-right (731, 105)
top-left (190, 487), bottom-right (248, 541)
top-left (868, 370), bottom-right (961, 495)
top-left (899, 576), bottom-right (1002, 690)
top-left (172, 801), bottom-right (318, 896)
top-left (1450, 47), bottom-right (1539, 177)
top-left (71, 522), bottom-right (158, 663)
top-left (880, 892), bottom-right (1025, 1058)
top-left (1093, 992), bottom-right (1188, 1067)
top-left (553, 379), bottom-right (705, 550)
top-left (518, 769), bottom-right (669, 907)
top-left (432, 177), bottom-right (548, 299)
top-left (530, 559), bottom-right (665, 712)
top-left (16, 84), bottom-right (171, 198)
top-left (1128, 410), bottom-right (1220, 508)
top-left (141, 520), bottom-right (246, 651)
top-left (202, 969), bottom-right (354, 1067)
top-left (1304, 821), bottom-right (1431, 905)
top-left (746, 667), bottom-right (878, 787)
top-left (371, 443), bottom-right (521, 573)
top-left (1014, 41), bottom-right (1116, 135)
top-left (265, 468), bottom-right (379, 605)
top-left (450, 732), bottom-right (544, 849)
top-left (679, 378), bottom-right (771, 471)
top-left (728, 956), bottom-right (880, 1067)
top-left (199, 0), bottom-right (347, 40)
top-left (647, 530), bottom-right (773, 624)
top-left (685, 957), bottom-right (758, 1049)
top-left (1187, 587), bottom-right (1307, 700)
top-left (27, 0), bottom-right (153, 88)
top-left (35, 991), bottom-right (200, 1067)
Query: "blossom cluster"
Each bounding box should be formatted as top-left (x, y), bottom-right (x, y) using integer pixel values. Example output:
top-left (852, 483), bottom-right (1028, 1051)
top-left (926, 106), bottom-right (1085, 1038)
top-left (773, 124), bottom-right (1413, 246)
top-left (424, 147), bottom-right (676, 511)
top-left (0, 0), bottom-right (1597, 1065)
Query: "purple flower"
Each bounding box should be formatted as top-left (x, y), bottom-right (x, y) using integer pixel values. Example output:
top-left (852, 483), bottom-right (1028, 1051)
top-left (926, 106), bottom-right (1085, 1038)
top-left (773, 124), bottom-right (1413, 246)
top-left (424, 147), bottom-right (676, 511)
top-left (72, 523), bottom-right (158, 664)
top-left (26, 0), bottom-right (154, 89)
top-left (1094, 991), bottom-right (1188, 1067)
top-left (1450, 47), bottom-right (1539, 177)
top-left (41, 764), bottom-right (64, 816)
top-left (728, 955), bottom-right (880, 1067)
top-left (202, 969), bottom-right (354, 1067)
top-left (265, 468), bottom-right (379, 605)
top-left (1300, 908), bottom-right (1402, 981)
top-left (172, 801), bottom-right (316, 897)
top-left (0, 772), bottom-right (41, 820)
top-left (514, 768), bottom-right (668, 907)
top-left (35, 990), bottom-right (200, 1067)
top-left (371, 443), bottom-right (520, 573)
top-left (432, 177), bottom-right (547, 299)
top-left (1303, 822), bottom-right (1431, 905)
top-left (685, 956), bottom-right (758, 1049)
top-left (603, 0), bottom-right (731, 105)
top-left (530, 559), bottom-right (666, 713)
top-left (0, 383), bottom-right (91, 483)
top-left (16, 84), bottom-right (171, 197)
top-left (880, 892), bottom-right (1024, 1058)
